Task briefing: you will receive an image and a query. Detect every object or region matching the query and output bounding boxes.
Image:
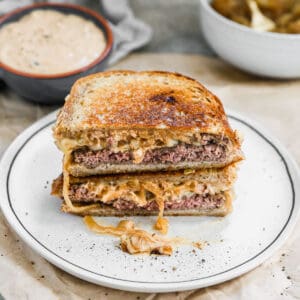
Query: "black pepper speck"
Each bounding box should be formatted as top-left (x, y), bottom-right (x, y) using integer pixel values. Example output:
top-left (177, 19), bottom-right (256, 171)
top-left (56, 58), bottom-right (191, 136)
top-left (165, 96), bottom-right (176, 104)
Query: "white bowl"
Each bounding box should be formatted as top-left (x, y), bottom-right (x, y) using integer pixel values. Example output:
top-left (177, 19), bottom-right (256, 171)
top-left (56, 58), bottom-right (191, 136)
top-left (199, 0), bottom-right (300, 78)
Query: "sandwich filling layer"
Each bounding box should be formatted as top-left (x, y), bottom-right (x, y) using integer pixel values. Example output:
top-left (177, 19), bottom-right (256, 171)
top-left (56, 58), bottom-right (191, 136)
top-left (69, 133), bottom-right (231, 170)
top-left (72, 142), bottom-right (226, 168)
top-left (52, 172), bottom-right (231, 213)
top-left (69, 184), bottom-right (226, 211)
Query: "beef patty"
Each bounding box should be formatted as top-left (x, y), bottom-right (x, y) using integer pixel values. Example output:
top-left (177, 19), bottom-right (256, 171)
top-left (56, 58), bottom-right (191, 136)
top-left (72, 143), bottom-right (227, 169)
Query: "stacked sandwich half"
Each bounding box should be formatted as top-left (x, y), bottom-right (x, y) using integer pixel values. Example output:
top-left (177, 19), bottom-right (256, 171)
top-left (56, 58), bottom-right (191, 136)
top-left (51, 71), bottom-right (243, 223)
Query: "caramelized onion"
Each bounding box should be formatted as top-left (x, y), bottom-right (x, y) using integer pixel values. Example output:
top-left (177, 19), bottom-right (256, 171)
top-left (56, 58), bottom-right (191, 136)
top-left (84, 216), bottom-right (201, 256)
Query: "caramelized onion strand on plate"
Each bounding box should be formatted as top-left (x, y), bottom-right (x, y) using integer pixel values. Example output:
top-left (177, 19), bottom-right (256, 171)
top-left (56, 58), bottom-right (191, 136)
top-left (84, 216), bottom-right (202, 256)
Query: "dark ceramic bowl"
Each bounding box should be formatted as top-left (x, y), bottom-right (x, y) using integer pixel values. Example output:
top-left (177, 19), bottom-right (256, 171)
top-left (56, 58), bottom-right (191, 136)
top-left (0, 3), bottom-right (113, 104)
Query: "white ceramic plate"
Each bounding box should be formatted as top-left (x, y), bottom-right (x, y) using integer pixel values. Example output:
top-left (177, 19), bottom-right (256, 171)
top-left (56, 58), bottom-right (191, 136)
top-left (0, 110), bottom-right (299, 293)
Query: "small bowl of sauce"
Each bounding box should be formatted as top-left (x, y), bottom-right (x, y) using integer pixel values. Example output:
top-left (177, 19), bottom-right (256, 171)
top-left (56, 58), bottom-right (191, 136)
top-left (0, 3), bottom-right (113, 104)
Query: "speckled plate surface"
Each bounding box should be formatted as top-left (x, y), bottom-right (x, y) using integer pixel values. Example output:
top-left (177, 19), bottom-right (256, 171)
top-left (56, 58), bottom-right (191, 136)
top-left (0, 110), bottom-right (299, 293)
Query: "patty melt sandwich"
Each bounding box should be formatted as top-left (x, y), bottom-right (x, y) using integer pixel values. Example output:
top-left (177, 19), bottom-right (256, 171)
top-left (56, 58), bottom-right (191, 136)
top-left (51, 71), bottom-right (243, 218)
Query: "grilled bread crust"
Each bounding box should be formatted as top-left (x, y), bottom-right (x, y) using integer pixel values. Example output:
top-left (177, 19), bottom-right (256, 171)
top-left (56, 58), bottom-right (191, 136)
top-left (53, 70), bottom-right (241, 147)
top-left (51, 163), bottom-right (238, 194)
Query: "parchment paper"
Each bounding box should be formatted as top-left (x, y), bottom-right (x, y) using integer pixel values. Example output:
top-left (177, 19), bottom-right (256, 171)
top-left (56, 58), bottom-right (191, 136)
top-left (0, 54), bottom-right (299, 300)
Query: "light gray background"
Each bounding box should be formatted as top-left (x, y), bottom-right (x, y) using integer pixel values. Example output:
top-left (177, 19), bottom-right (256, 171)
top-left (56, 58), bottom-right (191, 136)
top-left (130, 0), bottom-right (214, 55)
top-left (67, 0), bottom-right (214, 55)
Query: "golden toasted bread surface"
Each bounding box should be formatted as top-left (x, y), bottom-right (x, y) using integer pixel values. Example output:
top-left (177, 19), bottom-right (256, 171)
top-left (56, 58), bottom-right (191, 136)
top-left (54, 71), bottom-right (239, 145)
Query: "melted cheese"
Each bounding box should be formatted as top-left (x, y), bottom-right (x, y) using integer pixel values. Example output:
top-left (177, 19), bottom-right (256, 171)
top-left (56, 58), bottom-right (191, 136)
top-left (56, 129), bottom-right (229, 156)
top-left (59, 138), bottom-right (79, 153)
top-left (132, 148), bottom-right (145, 164)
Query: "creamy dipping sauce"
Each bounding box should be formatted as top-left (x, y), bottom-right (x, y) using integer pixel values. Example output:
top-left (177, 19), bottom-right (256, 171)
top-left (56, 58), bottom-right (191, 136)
top-left (0, 9), bottom-right (107, 74)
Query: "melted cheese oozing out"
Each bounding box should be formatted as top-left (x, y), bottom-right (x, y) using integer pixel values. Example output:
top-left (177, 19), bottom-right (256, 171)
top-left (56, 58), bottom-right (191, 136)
top-left (84, 216), bottom-right (194, 255)
top-left (0, 9), bottom-right (106, 74)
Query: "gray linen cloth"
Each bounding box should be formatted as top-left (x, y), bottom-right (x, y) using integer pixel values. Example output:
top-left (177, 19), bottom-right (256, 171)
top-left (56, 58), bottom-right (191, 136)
top-left (0, 0), bottom-right (152, 65)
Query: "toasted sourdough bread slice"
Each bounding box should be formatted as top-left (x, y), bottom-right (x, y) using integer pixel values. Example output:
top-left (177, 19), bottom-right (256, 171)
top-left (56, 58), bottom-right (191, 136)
top-left (51, 164), bottom-right (236, 217)
top-left (53, 71), bottom-right (243, 175)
